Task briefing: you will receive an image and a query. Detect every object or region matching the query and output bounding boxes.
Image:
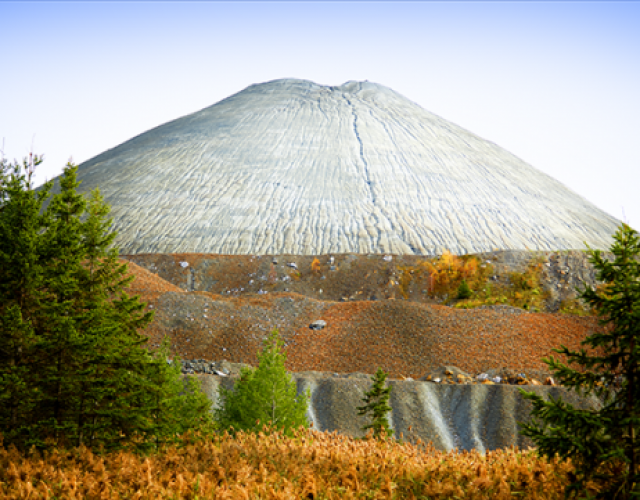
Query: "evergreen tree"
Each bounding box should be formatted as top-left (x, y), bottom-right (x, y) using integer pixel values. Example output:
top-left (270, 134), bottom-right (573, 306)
top-left (213, 328), bottom-right (310, 438)
top-left (0, 157), bottom-right (214, 452)
top-left (26, 163), bottom-right (157, 450)
top-left (357, 367), bottom-right (393, 439)
top-left (0, 154), bottom-right (54, 447)
top-left (518, 223), bottom-right (640, 499)
top-left (457, 279), bottom-right (472, 300)
top-left (138, 337), bottom-right (216, 452)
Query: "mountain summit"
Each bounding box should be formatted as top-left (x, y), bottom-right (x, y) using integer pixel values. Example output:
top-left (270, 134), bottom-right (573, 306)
top-left (55, 79), bottom-right (619, 255)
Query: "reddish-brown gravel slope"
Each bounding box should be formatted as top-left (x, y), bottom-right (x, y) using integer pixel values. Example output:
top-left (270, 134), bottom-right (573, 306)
top-left (121, 259), bottom-right (608, 381)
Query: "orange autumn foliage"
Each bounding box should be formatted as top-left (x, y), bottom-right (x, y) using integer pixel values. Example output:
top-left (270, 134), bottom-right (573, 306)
top-left (0, 425), bottom-right (618, 499)
top-left (311, 258), bottom-right (321, 274)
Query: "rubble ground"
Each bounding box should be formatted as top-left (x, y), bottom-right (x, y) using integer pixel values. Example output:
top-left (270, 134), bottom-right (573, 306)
top-left (121, 251), bottom-right (614, 384)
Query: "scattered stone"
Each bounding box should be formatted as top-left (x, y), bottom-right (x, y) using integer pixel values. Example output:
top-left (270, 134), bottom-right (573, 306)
top-left (421, 366), bottom-right (472, 382)
top-left (287, 262), bottom-right (298, 270)
top-left (179, 261), bottom-right (189, 268)
top-left (309, 320), bottom-right (327, 330)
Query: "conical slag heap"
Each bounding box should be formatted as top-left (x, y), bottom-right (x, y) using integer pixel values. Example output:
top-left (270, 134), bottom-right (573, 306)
top-left (57, 79), bottom-right (620, 255)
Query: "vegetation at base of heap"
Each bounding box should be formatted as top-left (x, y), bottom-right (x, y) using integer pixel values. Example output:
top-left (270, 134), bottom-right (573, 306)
top-left (397, 250), bottom-right (555, 312)
top-left (212, 328), bottom-right (311, 439)
top-left (1, 426), bottom-right (624, 500)
top-left (0, 156), bottom-right (216, 453)
top-left (558, 296), bottom-right (595, 317)
top-left (456, 278), bottom-right (473, 300)
top-left (557, 281), bottom-right (615, 317)
top-left (397, 250), bottom-right (492, 302)
top-left (518, 223), bottom-right (640, 500)
top-left (397, 248), bottom-right (615, 316)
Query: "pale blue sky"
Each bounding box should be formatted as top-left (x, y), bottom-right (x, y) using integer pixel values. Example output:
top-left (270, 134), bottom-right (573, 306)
top-left (2, 1), bottom-right (639, 229)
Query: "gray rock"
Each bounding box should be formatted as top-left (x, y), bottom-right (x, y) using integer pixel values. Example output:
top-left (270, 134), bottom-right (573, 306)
top-left (309, 320), bottom-right (327, 330)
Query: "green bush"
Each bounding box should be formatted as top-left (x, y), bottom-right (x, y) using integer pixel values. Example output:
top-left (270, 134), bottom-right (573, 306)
top-left (213, 329), bottom-right (310, 438)
top-left (456, 279), bottom-right (472, 299)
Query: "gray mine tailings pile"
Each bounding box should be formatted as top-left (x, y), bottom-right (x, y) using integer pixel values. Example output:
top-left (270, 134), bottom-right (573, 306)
top-left (45, 78), bottom-right (620, 255)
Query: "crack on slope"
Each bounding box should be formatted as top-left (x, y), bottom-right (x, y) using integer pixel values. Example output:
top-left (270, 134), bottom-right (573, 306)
top-left (316, 98), bottom-right (329, 122)
top-left (343, 92), bottom-right (386, 252)
top-left (343, 94), bottom-right (377, 204)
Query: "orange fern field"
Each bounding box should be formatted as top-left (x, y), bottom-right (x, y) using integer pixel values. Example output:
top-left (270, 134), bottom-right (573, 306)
top-left (0, 426), bottom-right (616, 499)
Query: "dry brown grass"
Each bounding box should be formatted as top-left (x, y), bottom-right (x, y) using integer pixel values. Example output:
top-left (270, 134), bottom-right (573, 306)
top-left (0, 425), bottom-right (615, 500)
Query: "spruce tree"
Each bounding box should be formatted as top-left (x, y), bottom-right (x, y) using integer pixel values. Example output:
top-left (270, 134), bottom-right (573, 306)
top-left (0, 157), bottom-right (214, 452)
top-left (138, 337), bottom-right (216, 452)
top-left (213, 328), bottom-right (310, 438)
top-left (26, 163), bottom-right (157, 450)
top-left (0, 154), bottom-right (54, 447)
top-left (357, 367), bottom-right (393, 439)
top-left (518, 223), bottom-right (640, 499)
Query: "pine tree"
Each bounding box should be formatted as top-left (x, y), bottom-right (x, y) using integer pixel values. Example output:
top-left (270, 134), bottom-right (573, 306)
top-left (213, 328), bottom-right (310, 438)
top-left (357, 367), bottom-right (393, 439)
top-left (518, 223), bottom-right (640, 499)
